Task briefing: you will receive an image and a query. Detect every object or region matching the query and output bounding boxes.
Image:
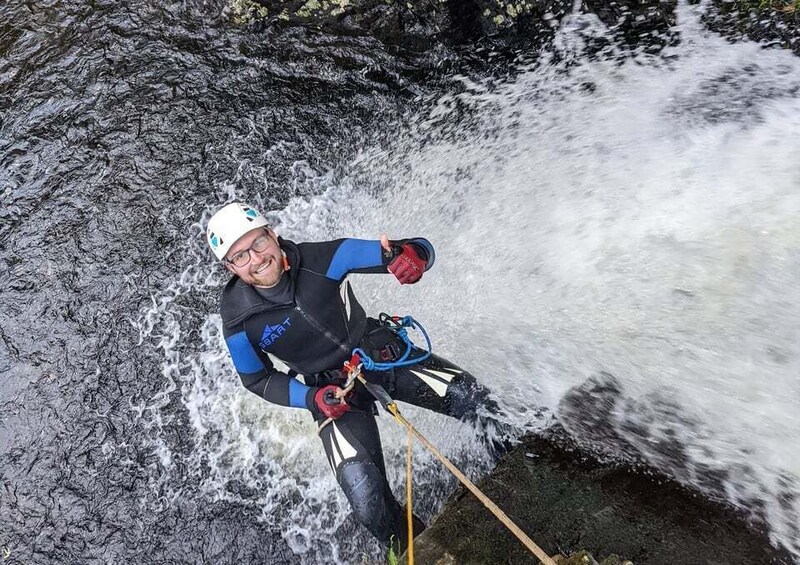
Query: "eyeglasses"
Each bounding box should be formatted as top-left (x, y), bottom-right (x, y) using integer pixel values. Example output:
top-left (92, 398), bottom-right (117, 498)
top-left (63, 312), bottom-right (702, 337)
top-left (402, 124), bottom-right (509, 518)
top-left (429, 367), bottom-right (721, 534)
top-left (225, 231), bottom-right (274, 268)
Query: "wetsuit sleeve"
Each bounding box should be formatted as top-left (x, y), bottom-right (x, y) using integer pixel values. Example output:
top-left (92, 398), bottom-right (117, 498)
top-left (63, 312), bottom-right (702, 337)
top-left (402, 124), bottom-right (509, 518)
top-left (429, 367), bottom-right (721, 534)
top-left (323, 238), bottom-right (435, 281)
top-left (223, 325), bottom-right (316, 410)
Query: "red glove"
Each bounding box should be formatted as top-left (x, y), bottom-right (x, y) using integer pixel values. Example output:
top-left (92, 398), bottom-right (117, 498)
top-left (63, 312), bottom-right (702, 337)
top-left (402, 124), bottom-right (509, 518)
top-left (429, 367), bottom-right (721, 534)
top-left (388, 244), bottom-right (427, 284)
top-left (314, 385), bottom-right (350, 419)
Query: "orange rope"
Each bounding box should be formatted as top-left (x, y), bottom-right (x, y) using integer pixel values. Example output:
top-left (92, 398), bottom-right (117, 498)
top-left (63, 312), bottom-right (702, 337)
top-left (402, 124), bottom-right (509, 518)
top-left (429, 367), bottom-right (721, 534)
top-left (405, 423), bottom-right (414, 564)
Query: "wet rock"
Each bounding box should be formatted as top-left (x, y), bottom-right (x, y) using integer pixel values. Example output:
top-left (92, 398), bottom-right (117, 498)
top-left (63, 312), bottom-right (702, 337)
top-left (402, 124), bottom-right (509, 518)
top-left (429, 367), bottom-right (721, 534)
top-left (402, 432), bottom-right (793, 564)
top-left (223, 0), bottom-right (800, 65)
top-left (583, 0), bottom-right (678, 53)
top-left (554, 550), bottom-right (633, 565)
top-left (225, 0), bottom-right (678, 54)
top-left (703, 0), bottom-right (800, 55)
top-left (554, 550), bottom-right (599, 565)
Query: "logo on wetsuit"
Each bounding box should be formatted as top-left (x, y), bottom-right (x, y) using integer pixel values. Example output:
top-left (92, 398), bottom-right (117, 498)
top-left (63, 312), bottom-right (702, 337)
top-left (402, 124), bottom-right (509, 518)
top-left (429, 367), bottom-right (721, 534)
top-left (259, 317), bottom-right (292, 349)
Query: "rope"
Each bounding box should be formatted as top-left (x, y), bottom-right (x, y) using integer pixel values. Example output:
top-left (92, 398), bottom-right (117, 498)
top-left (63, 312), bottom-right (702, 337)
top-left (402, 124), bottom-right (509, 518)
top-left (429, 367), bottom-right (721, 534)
top-left (383, 394), bottom-right (556, 565)
top-left (405, 422), bottom-right (414, 565)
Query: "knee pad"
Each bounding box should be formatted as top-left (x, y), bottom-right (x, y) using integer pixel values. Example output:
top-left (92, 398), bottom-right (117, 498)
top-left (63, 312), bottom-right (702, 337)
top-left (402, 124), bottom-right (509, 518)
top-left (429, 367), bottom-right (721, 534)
top-left (338, 461), bottom-right (402, 544)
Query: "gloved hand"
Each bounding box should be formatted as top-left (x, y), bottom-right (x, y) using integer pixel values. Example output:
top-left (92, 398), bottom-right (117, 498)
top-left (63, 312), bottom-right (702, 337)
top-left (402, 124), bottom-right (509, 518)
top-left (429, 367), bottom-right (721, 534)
top-left (387, 243), bottom-right (427, 284)
top-left (314, 385), bottom-right (350, 419)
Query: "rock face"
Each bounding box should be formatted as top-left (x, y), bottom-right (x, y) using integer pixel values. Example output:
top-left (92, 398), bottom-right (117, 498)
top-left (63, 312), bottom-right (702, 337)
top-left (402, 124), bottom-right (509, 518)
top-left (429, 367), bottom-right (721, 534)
top-left (229, 0), bottom-right (567, 46)
top-left (223, 0), bottom-right (800, 64)
top-left (403, 431), bottom-right (793, 564)
top-left (227, 0), bottom-right (678, 53)
top-left (704, 0), bottom-right (800, 54)
top-left (228, 0), bottom-right (800, 59)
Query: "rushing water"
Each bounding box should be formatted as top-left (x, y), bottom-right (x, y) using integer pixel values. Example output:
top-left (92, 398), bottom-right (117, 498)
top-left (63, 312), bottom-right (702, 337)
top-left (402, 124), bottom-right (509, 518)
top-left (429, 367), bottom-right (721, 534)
top-left (2, 0), bottom-right (799, 562)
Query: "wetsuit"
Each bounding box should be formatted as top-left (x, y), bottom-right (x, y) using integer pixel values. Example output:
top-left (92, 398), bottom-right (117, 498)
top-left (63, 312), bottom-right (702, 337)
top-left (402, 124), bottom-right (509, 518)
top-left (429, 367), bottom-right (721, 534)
top-left (221, 236), bottom-right (494, 546)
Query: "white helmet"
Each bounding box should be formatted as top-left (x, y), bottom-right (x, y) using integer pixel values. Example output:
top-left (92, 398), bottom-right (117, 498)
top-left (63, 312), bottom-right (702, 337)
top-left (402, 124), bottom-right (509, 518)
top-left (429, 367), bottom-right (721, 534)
top-left (206, 202), bottom-right (269, 261)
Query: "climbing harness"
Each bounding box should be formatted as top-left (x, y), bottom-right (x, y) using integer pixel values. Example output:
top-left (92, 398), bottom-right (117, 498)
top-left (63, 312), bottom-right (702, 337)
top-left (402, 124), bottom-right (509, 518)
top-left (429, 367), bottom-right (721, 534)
top-left (316, 314), bottom-right (556, 565)
top-left (352, 313), bottom-right (432, 371)
top-left (317, 314), bottom-right (431, 433)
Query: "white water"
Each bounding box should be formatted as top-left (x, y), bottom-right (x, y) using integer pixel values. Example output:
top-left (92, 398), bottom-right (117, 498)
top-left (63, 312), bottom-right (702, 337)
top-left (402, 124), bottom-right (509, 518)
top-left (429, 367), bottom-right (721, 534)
top-left (139, 3), bottom-right (800, 561)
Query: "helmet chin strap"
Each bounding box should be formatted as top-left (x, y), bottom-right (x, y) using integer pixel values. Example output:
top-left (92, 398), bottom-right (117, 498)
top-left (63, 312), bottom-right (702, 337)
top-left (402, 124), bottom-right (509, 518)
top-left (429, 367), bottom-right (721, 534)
top-left (281, 250), bottom-right (290, 272)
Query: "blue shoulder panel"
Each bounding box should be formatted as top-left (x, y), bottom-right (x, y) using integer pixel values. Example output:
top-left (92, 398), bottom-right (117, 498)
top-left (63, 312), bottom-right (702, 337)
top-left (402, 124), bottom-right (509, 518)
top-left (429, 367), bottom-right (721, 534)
top-left (325, 239), bottom-right (382, 280)
top-left (225, 331), bottom-right (265, 374)
top-left (288, 378), bottom-right (311, 408)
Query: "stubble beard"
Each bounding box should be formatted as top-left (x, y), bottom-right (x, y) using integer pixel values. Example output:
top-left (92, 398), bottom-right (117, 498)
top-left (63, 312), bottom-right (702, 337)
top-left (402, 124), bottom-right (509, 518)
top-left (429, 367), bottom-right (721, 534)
top-left (248, 255), bottom-right (282, 288)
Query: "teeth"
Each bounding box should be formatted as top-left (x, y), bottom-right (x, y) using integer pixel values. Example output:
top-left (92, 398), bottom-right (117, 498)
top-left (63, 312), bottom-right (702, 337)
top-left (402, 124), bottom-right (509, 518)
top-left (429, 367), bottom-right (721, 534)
top-left (255, 259), bottom-right (271, 274)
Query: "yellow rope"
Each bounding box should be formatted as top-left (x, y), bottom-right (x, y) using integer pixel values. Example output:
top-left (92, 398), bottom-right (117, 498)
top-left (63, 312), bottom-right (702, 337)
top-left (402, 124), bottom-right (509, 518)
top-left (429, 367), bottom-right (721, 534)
top-left (386, 402), bottom-right (556, 565)
top-left (405, 418), bottom-right (414, 565)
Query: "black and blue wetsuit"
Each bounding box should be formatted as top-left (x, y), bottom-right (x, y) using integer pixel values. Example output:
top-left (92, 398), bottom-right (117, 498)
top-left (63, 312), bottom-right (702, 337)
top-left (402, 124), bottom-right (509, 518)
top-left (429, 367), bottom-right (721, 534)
top-left (220, 236), bottom-right (497, 549)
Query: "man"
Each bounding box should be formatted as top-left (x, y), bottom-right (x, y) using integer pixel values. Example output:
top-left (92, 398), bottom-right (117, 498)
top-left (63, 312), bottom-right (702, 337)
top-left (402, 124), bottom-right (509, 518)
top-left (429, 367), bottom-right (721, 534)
top-left (206, 202), bottom-right (497, 551)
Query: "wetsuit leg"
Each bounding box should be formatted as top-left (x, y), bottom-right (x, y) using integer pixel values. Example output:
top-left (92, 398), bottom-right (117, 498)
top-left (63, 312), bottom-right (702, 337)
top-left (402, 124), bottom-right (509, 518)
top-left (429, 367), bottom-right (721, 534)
top-left (356, 319), bottom-right (498, 420)
top-left (367, 351), bottom-right (500, 420)
top-left (361, 351), bottom-right (511, 456)
top-left (315, 408), bottom-right (409, 546)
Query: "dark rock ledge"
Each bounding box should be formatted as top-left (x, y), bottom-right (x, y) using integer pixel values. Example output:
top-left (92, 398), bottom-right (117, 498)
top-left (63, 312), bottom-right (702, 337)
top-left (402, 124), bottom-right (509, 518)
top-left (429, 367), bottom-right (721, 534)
top-left (225, 0), bottom-right (678, 54)
top-left (403, 430), bottom-right (794, 564)
top-left (703, 0), bottom-right (800, 55)
top-left (226, 0), bottom-right (800, 58)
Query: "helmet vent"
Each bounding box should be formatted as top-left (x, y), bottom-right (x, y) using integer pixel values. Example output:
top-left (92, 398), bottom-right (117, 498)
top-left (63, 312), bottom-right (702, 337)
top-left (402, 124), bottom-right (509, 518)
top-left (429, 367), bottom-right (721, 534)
top-left (207, 202), bottom-right (268, 261)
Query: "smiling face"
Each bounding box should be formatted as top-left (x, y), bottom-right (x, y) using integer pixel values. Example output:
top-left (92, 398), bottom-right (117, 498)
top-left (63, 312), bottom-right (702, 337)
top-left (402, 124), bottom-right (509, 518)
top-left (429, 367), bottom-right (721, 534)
top-left (224, 228), bottom-right (284, 288)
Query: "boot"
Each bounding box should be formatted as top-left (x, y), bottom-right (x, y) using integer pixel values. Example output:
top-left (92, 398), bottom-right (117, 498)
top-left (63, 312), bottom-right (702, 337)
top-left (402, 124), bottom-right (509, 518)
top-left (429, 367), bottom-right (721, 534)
top-left (389, 507), bottom-right (427, 558)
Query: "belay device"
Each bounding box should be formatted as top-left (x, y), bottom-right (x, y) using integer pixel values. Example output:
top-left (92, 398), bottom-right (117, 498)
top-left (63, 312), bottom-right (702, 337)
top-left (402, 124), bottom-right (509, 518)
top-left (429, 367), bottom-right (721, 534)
top-left (319, 313), bottom-right (432, 416)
